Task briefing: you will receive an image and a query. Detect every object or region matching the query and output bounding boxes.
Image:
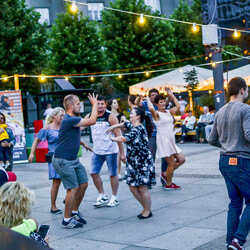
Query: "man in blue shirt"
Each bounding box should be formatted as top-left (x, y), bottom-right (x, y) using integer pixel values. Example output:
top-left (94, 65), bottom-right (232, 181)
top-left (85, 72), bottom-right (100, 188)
top-left (53, 93), bottom-right (98, 229)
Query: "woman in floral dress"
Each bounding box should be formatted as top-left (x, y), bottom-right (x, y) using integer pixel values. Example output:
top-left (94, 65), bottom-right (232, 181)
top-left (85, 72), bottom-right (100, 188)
top-left (107, 107), bottom-right (156, 219)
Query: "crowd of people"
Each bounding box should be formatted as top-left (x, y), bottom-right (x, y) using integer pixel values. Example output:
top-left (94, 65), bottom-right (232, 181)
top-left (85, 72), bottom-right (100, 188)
top-left (0, 77), bottom-right (249, 249)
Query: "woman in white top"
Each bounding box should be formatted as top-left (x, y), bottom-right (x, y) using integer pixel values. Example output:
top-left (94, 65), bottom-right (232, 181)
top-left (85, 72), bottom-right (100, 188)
top-left (147, 88), bottom-right (185, 190)
top-left (180, 110), bottom-right (196, 144)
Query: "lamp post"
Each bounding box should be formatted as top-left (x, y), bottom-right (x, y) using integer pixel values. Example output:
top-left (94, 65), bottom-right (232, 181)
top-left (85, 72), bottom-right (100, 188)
top-left (14, 74), bottom-right (19, 90)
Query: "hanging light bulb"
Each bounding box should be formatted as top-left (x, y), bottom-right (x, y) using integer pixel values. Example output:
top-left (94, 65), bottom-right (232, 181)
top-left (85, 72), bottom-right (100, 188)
top-left (118, 74), bottom-right (122, 79)
top-left (90, 76), bottom-right (94, 81)
top-left (205, 57), bottom-right (208, 60)
top-left (233, 29), bottom-right (240, 38)
top-left (211, 61), bottom-right (216, 67)
top-left (139, 14), bottom-right (145, 24)
top-left (39, 76), bottom-right (46, 82)
top-left (179, 68), bottom-right (183, 72)
top-left (145, 71), bottom-right (150, 77)
top-left (65, 76), bottom-right (69, 81)
top-left (209, 53), bottom-right (212, 57)
top-left (70, 1), bottom-right (78, 13)
top-left (192, 23), bottom-right (198, 32)
top-left (3, 77), bottom-right (8, 81)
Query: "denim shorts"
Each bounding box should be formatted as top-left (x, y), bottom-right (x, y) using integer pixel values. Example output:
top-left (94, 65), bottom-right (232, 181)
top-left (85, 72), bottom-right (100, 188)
top-left (90, 153), bottom-right (117, 176)
top-left (52, 157), bottom-right (88, 190)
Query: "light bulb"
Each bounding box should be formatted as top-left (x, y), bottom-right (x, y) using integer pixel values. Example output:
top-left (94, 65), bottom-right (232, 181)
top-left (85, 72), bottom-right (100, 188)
top-left (70, 1), bottom-right (78, 13)
top-left (192, 23), bottom-right (198, 32)
top-left (211, 62), bottom-right (216, 67)
top-left (145, 71), bottom-right (150, 77)
top-left (233, 29), bottom-right (240, 38)
top-left (65, 77), bottom-right (69, 81)
top-left (3, 77), bottom-right (8, 81)
top-left (179, 68), bottom-right (183, 72)
top-left (209, 90), bottom-right (212, 94)
top-left (90, 76), bottom-right (94, 81)
top-left (118, 74), bottom-right (122, 79)
top-left (139, 14), bottom-right (145, 24)
top-left (209, 53), bottom-right (212, 57)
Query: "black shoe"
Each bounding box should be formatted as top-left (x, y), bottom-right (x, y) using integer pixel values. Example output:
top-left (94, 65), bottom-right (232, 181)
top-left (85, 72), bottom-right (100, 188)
top-left (138, 212), bottom-right (153, 219)
top-left (71, 211), bottom-right (87, 224)
top-left (195, 140), bottom-right (200, 144)
top-left (63, 199), bottom-right (65, 204)
top-left (51, 209), bottom-right (62, 214)
top-left (62, 218), bottom-right (83, 228)
top-left (203, 140), bottom-right (208, 144)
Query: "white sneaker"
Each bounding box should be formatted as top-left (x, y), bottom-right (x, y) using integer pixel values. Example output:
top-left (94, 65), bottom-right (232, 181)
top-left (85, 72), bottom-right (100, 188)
top-left (107, 198), bottom-right (119, 207)
top-left (118, 174), bottom-right (123, 181)
top-left (93, 195), bottom-right (109, 208)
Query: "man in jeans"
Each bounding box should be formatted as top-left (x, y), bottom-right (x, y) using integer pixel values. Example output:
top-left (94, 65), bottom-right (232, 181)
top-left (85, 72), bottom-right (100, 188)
top-left (53, 93), bottom-right (98, 228)
top-left (208, 77), bottom-right (250, 250)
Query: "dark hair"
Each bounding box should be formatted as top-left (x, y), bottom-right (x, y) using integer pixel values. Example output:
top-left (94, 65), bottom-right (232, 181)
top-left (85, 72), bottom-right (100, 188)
top-left (228, 77), bottom-right (247, 96)
top-left (188, 110), bottom-right (192, 113)
top-left (0, 113), bottom-right (6, 123)
top-left (154, 94), bottom-right (166, 104)
top-left (149, 88), bottom-right (159, 97)
top-left (128, 95), bottom-right (137, 105)
top-left (63, 94), bottom-right (78, 110)
top-left (133, 107), bottom-right (153, 138)
top-left (97, 95), bottom-right (105, 101)
top-left (106, 98), bottom-right (121, 112)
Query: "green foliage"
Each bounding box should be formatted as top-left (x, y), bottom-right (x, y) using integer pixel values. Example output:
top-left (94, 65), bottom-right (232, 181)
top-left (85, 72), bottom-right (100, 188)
top-left (170, 0), bottom-right (205, 66)
top-left (200, 93), bottom-right (215, 107)
top-left (183, 68), bottom-right (199, 92)
top-left (0, 0), bottom-right (48, 94)
top-left (185, 102), bottom-right (202, 118)
top-left (100, 0), bottom-right (176, 92)
top-left (91, 77), bottom-right (115, 98)
top-left (46, 3), bottom-right (104, 89)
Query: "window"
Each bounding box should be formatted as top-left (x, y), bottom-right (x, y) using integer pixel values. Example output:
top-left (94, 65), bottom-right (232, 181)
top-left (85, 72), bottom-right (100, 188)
top-left (87, 3), bottom-right (104, 21)
top-left (144, 0), bottom-right (161, 13)
top-left (35, 8), bottom-right (50, 26)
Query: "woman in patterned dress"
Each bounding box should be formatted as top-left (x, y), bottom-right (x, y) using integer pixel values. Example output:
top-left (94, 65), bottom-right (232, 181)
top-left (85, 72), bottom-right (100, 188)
top-left (107, 107), bottom-right (156, 219)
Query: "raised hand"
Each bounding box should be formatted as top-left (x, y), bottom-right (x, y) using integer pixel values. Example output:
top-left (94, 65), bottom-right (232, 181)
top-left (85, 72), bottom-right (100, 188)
top-left (165, 87), bottom-right (174, 97)
top-left (88, 93), bottom-right (98, 106)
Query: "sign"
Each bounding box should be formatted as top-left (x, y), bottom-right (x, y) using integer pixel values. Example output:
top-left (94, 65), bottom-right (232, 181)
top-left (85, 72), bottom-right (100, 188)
top-left (0, 90), bottom-right (27, 163)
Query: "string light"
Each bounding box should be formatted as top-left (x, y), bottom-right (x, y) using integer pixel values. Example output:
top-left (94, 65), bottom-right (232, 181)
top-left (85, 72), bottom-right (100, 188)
top-left (39, 76), bottom-right (46, 82)
top-left (211, 62), bottom-right (216, 67)
top-left (70, 1), bottom-right (78, 13)
top-left (90, 76), bottom-right (94, 81)
top-left (118, 74), bottom-right (122, 79)
top-left (208, 90), bottom-right (212, 94)
top-left (233, 29), bottom-right (240, 38)
top-left (192, 23), bottom-right (198, 32)
top-left (3, 77), bottom-right (8, 81)
top-left (145, 71), bottom-right (150, 77)
top-left (205, 57), bottom-right (208, 60)
top-left (139, 14), bottom-right (145, 24)
top-left (209, 53), bottom-right (212, 57)
top-left (179, 68), bottom-right (183, 72)
top-left (65, 76), bottom-right (69, 81)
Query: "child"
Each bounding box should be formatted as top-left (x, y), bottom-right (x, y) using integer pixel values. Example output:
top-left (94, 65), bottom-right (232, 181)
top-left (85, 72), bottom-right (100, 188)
top-left (0, 113), bottom-right (11, 169)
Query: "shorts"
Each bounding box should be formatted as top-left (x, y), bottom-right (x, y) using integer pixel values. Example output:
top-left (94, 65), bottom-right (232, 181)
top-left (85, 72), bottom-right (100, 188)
top-left (90, 153), bottom-right (117, 176)
top-left (52, 157), bottom-right (88, 190)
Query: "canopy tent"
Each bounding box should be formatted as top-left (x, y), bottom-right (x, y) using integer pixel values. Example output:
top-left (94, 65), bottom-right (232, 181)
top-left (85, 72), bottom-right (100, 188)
top-left (206, 64), bottom-right (250, 87)
top-left (129, 65), bottom-right (213, 95)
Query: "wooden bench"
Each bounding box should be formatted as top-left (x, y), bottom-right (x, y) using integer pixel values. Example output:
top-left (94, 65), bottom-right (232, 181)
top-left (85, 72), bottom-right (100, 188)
top-left (174, 120), bottom-right (197, 139)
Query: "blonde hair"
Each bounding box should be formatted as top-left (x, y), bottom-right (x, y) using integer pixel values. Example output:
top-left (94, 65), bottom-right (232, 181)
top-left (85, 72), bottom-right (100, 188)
top-left (45, 107), bottom-right (65, 125)
top-left (0, 182), bottom-right (35, 228)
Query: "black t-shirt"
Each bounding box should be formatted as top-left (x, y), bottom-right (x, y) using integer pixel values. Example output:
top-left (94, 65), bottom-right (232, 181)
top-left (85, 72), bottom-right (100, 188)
top-left (54, 114), bottom-right (81, 160)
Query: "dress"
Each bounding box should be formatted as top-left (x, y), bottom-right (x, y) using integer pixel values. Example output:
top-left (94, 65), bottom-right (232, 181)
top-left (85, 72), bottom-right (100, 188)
top-left (153, 110), bottom-right (181, 158)
top-left (36, 128), bottom-right (60, 180)
top-left (123, 122), bottom-right (156, 186)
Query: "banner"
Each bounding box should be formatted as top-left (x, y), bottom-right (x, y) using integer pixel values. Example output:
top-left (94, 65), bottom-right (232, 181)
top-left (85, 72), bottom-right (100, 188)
top-left (0, 90), bottom-right (27, 163)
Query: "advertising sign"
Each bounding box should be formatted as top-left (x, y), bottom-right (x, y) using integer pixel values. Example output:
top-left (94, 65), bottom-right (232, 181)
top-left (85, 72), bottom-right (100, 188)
top-left (0, 90), bottom-right (27, 163)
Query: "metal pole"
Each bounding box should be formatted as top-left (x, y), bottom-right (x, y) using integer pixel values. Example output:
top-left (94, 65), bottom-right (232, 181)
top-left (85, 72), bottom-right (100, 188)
top-left (14, 74), bottom-right (19, 90)
top-left (212, 51), bottom-right (225, 111)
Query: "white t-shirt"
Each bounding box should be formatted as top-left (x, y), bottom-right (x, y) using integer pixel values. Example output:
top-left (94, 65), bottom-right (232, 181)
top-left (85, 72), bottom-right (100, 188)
top-left (179, 100), bottom-right (187, 112)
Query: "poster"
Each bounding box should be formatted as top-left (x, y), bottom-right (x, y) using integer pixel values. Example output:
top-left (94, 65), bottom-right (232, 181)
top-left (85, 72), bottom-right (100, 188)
top-left (0, 90), bottom-right (27, 163)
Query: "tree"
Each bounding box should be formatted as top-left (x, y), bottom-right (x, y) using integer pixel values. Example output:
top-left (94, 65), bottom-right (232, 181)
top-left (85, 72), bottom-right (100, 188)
top-left (0, 0), bottom-right (48, 94)
top-left (222, 45), bottom-right (242, 83)
top-left (183, 68), bottom-right (199, 110)
top-left (46, 4), bottom-right (104, 89)
top-left (170, 0), bottom-right (205, 67)
top-left (100, 0), bottom-right (176, 92)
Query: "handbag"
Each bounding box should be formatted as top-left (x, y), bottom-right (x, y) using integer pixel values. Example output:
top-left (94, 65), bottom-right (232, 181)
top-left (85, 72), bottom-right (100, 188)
top-left (45, 152), bottom-right (53, 163)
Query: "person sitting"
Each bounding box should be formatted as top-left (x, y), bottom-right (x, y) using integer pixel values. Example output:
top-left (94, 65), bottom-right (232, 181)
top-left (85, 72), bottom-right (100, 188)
top-left (0, 165), bottom-right (16, 187)
top-left (0, 182), bottom-right (48, 246)
top-left (205, 112), bottom-right (215, 141)
top-left (179, 110), bottom-right (196, 144)
top-left (180, 111), bottom-right (188, 120)
top-left (195, 106), bottom-right (212, 143)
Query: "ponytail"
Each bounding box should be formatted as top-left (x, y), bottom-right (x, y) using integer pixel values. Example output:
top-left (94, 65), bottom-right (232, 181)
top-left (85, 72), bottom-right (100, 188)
top-left (45, 107), bottom-right (65, 125)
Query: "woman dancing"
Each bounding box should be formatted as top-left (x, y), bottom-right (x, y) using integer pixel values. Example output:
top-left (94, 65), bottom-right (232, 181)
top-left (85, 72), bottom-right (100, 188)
top-left (147, 88), bottom-right (185, 190)
top-left (107, 107), bottom-right (156, 219)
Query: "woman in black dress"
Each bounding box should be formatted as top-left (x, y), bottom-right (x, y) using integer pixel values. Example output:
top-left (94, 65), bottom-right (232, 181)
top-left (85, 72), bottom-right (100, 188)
top-left (107, 107), bottom-right (156, 219)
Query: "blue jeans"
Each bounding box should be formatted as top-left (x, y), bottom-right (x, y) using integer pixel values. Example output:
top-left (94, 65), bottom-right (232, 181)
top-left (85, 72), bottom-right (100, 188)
top-left (219, 155), bottom-right (250, 245)
top-left (181, 125), bottom-right (192, 141)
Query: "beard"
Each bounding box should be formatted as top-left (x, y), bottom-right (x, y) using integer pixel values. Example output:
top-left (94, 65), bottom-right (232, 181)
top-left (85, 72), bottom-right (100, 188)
top-left (72, 110), bottom-right (81, 116)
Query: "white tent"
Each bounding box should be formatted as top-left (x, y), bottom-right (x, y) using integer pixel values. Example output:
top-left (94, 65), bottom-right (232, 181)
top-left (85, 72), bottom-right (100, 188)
top-left (129, 65), bottom-right (213, 95)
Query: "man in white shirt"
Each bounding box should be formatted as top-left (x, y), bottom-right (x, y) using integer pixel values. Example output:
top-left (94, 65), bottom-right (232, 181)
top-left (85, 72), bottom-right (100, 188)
top-left (179, 110), bottom-right (196, 144)
top-left (43, 104), bottom-right (53, 118)
top-left (195, 106), bottom-right (212, 143)
top-left (179, 96), bottom-right (187, 113)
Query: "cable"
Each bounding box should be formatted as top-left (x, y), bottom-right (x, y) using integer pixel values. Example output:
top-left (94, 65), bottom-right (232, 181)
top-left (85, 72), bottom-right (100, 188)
top-left (222, 50), bottom-right (250, 60)
top-left (208, 0), bottom-right (217, 24)
top-left (64, 0), bottom-right (250, 34)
